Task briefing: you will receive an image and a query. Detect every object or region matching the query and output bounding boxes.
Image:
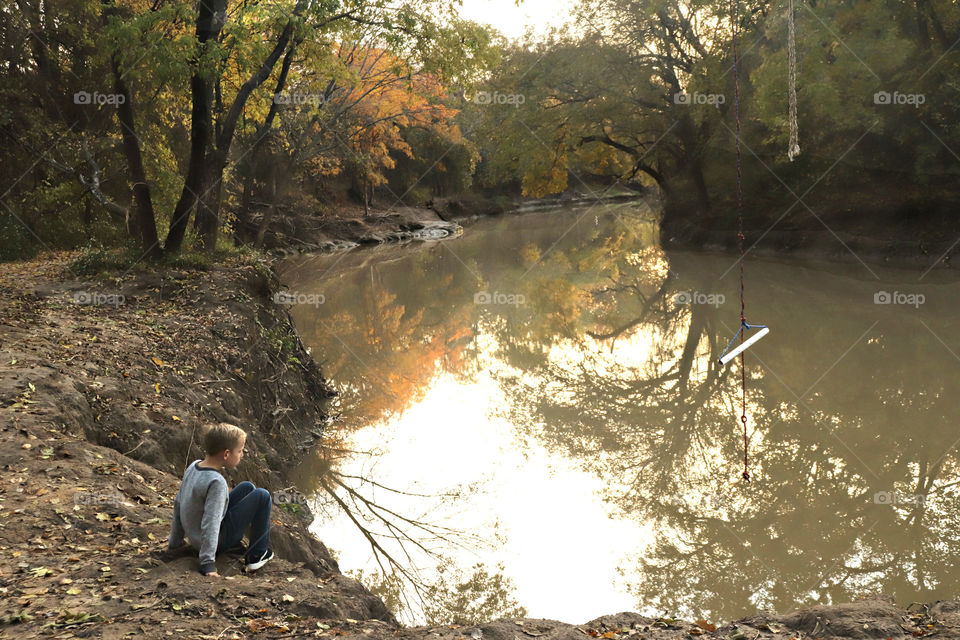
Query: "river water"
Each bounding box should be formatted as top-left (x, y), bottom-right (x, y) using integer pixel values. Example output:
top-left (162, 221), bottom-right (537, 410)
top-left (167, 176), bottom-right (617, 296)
top-left (278, 202), bottom-right (960, 626)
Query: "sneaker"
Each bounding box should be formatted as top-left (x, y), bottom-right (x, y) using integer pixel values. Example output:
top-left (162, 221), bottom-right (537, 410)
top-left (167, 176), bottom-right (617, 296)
top-left (245, 548), bottom-right (274, 572)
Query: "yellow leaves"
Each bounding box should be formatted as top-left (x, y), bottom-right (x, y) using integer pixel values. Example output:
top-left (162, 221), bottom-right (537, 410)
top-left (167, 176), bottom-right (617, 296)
top-left (51, 611), bottom-right (105, 627)
top-left (521, 137), bottom-right (571, 198)
top-left (519, 244), bottom-right (542, 267)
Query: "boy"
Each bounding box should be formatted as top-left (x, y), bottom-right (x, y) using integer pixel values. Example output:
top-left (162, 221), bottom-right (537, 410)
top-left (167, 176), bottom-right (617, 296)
top-left (168, 423), bottom-right (274, 576)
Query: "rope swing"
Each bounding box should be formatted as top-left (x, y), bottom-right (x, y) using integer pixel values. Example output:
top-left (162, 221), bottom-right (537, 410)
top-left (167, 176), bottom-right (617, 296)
top-left (716, 0), bottom-right (771, 482)
top-left (787, 0), bottom-right (801, 161)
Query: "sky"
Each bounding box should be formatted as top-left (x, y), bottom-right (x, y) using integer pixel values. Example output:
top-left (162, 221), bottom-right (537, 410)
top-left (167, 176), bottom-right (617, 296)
top-left (457, 0), bottom-right (580, 40)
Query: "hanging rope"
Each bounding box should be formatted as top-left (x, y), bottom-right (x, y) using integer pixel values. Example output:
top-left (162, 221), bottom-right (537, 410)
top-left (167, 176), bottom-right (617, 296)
top-left (729, 0), bottom-right (750, 482)
top-left (787, 0), bottom-right (801, 161)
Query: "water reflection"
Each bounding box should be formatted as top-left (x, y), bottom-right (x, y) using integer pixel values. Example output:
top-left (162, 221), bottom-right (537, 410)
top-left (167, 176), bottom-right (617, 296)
top-left (279, 203), bottom-right (960, 625)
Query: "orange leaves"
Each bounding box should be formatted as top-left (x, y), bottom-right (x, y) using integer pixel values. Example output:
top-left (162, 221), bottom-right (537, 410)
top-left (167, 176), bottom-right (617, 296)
top-left (326, 43), bottom-right (460, 183)
top-left (695, 620), bottom-right (717, 632)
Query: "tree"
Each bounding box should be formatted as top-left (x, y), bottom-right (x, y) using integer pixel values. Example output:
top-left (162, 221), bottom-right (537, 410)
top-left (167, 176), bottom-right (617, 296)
top-left (1, 0), bottom-right (496, 259)
top-left (475, 1), bottom-right (770, 210)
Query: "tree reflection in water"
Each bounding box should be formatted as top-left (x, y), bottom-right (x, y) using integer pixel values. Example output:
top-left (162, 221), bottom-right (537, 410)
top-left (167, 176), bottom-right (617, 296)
top-left (281, 204), bottom-right (960, 624)
top-left (491, 242), bottom-right (960, 621)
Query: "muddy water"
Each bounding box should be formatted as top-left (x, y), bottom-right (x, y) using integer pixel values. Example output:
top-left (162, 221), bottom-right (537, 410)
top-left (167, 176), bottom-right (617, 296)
top-left (278, 202), bottom-right (960, 625)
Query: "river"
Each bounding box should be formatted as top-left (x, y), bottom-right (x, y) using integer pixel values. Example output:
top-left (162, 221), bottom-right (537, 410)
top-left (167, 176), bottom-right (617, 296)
top-left (277, 201), bottom-right (960, 626)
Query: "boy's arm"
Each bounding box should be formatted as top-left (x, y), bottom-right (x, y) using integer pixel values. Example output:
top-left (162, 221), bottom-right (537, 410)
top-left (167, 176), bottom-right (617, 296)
top-left (197, 480), bottom-right (229, 575)
top-left (168, 493), bottom-right (185, 550)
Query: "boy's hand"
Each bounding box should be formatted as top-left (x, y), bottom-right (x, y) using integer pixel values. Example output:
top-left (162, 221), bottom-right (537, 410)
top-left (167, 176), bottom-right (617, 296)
top-left (205, 572), bottom-right (221, 578)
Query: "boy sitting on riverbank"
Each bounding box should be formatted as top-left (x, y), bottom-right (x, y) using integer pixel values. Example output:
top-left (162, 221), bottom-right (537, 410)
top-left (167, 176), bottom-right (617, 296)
top-left (168, 423), bottom-right (274, 576)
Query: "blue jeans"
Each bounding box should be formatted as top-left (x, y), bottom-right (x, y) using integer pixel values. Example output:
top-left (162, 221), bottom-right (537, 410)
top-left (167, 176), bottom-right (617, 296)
top-left (218, 481), bottom-right (271, 562)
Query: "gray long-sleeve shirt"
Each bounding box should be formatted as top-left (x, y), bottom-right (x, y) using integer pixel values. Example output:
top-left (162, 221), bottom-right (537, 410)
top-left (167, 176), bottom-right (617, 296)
top-left (168, 460), bottom-right (229, 574)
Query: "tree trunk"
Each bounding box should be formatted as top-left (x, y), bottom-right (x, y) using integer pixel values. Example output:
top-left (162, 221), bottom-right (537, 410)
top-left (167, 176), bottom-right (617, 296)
top-left (235, 172), bottom-right (254, 245)
top-left (164, 0), bottom-right (227, 254)
top-left (363, 173), bottom-right (370, 216)
top-left (107, 30), bottom-right (162, 259)
top-left (83, 196), bottom-right (93, 240)
top-left (195, 5), bottom-right (306, 253)
top-left (688, 157), bottom-right (711, 214)
top-left (233, 39), bottom-right (300, 247)
top-left (255, 171), bottom-right (277, 247)
top-left (195, 148), bottom-right (226, 250)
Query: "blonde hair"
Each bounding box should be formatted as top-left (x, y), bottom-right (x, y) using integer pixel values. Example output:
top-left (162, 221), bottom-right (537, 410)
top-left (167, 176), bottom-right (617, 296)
top-left (202, 423), bottom-right (246, 456)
